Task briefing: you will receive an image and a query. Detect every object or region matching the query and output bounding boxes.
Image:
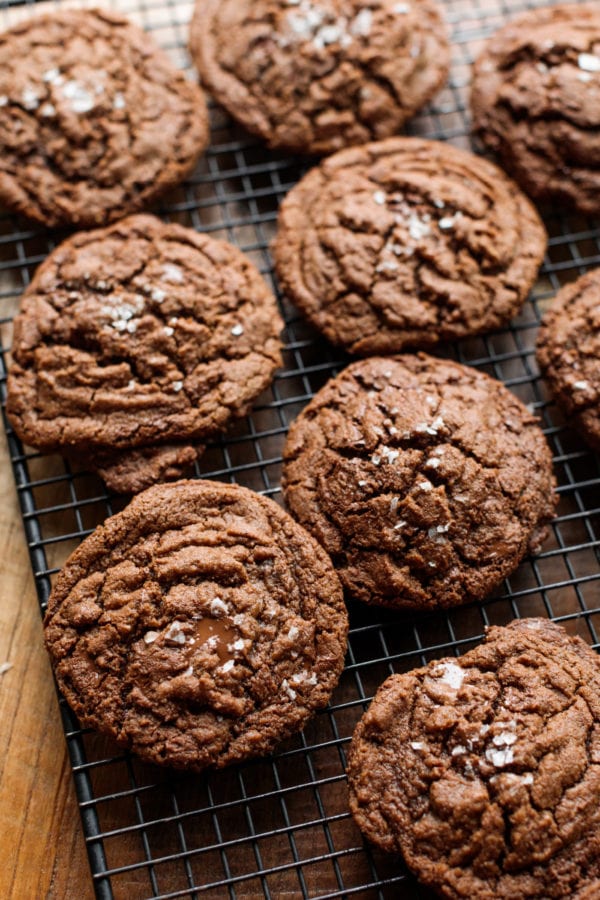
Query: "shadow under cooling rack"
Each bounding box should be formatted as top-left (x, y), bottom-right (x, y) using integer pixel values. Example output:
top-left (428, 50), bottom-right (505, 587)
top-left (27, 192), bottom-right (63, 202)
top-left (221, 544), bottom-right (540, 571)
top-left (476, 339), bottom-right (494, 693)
top-left (1, 0), bottom-right (600, 897)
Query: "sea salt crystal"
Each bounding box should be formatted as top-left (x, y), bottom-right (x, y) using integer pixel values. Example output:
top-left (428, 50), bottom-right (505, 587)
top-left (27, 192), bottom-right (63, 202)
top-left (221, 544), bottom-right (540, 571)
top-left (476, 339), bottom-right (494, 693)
top-left (435, 661), bottom-right (464, 690)
top-left (231, 323), bottom-right (244, 336)
top-left (172, 381), bottom-right (183, 392)
top-left (287, 625), bottom-right (300, 640)
top-left (291, 670), bottom-right (317, 685)
top-left (373, 190), bottom-right (387, 205)
top-left (578, 52), bottom-right (600, 72)
top-left (162, 263), bottom-right (184, 283)
top-left (493, 730), bottom-right (517, 747)
top-left (183, 666), bottom-right (194, 677)
top-left (410, 741), bottom-right (424, 750)
top-left (282, 678), bottom-right (297, 700)
top-left (164, 621), bottom-right (187, 645)
top-left (521, 773), bottom-right (534, 785)
top-left (22, 87), bottom-right (39, 110)
top-left (376, 260), bottom-right (399, 273)
top-left (230, 639), bottom-right (245, 652)
top-left (380, 446), bottom-right (400, 464)
top-left (351, 8), bottom-right (372, 35)
top-left (151, 287), bottom-right (166, 303)
top-left (573, 380), bottom-right (589, 390)
top-left (485, 747), bottom-right (514, 767)
top-left (408, 214), bottom-right (431, 240)
top-left (425, 457), bottom-right (440, 469)
top-left (60, 80), bottom-right (96, 114)
top-left (143, 631), bottom-right (159, 644)
top-left (40, 103), bottom-right (56, 117)
top-left (451, 745), bottom-right (466, 756)
top-left (417, 480), bottom-right (433, 491)
top-left (0, 96), bottom-right (7, 107)
top-left (438, 212), bottom-right (462, 230)
top-left (313, 23), bottom-right (345, 48)
top-left (232, 613), bottom-right (245, 627)
top-left (394, 520), bottom-right (407, 530)
top-left (578, 72), bottom-right (593, 82)
top-left (113, 92), bottom-right (126, 110)
top-left (390, 497), bottom-right (400, 514)
top-left (220, 659), bottom-right (235, 673)
top-left (43, 68), bottom-right (61, 83)
top-left (163, 326), bottom-right (174, 337)
top-left (210, 597), bottom-right (229, 616)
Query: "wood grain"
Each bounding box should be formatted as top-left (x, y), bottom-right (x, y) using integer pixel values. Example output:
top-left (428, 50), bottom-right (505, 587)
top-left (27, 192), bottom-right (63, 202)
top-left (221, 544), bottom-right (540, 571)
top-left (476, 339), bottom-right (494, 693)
top-left (0, 428), bottom-right (94, 900)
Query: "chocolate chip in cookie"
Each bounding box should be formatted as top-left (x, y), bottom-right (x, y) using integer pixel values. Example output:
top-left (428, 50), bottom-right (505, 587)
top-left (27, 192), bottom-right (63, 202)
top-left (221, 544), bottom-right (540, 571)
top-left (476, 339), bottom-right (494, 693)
top-left (0, 8), bottom-right (209, 227)
top-left (471, 3), bottom-right (600, 216)
top-left (44, 479), bottom-right (348, 771)
top-left (282, 354), bottom-right (556, 610)
top-left (273, 138), bottom-right (546, 355)
top-left (347, 618), bottom-right (600, 899)
top-left (190, 0), bottom-right (449, 155)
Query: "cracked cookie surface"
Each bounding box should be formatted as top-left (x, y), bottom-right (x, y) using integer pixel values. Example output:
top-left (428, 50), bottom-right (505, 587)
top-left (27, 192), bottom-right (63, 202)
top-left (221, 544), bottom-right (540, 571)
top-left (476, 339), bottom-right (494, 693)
top-left (536, 268), bottom-right (600, 452)
top-left (282, 354), bottom-right (556, 610)
top-left (0, 8), bottom-right (209, 227)
top-left (189, 0), bottom-right (449, 155)
top-left (347, 618), bottom-right (600, 899)
top-left (44, 479), bottom-right (347, 771)
top-left (272, 138), bottom-right (546, 355)
top-left (471, 3), bottom-right (600, 216)
top-left (6, 214), bottom-right (283, 487)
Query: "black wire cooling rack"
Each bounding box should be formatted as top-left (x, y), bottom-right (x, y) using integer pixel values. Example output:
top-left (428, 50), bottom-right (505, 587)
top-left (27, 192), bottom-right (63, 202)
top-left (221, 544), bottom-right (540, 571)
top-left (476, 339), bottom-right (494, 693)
top-left (1, 0), bottom-right (600, 897)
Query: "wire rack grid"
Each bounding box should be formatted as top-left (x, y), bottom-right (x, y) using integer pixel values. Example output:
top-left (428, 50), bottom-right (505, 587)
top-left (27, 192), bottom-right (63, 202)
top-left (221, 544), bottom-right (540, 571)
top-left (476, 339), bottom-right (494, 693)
top-left (1, 0), bottom-right (600, 897)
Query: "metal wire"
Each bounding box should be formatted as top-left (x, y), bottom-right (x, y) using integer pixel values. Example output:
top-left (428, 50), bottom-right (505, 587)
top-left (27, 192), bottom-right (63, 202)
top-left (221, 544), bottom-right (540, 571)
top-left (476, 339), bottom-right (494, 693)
top-left (1, 0), bottom-right (600, 896)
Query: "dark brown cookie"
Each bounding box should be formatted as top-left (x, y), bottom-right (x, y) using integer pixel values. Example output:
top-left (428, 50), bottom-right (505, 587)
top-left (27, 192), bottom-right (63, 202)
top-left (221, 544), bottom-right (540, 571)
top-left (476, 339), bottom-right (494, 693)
top-left (189, 0), bottom-right (450, 155)
top-left (536, 268), bottom-right (600, 452)
top-left (44, 479), bottom-right (348, 771)
top-left (272, 138), bottom-right (546, 355)
top-left (6, 214), bottom-right (283, 488)
top-left (282, 354), bottom-right (556, 610)
top-left (0, 8), bottom-right (209, 228)
top-left (347, 618), bottom-right (600, 899)
top-left (471, 4), bottom-right (600, 216)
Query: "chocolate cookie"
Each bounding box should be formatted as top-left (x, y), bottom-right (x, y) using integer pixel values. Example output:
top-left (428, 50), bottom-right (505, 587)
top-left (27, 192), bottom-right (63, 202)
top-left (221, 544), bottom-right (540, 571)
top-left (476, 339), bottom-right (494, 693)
top-left (272, 138), bottom-right (546, 355)
top-left (282, 354), bottom-right (556, 610)
top-left (471, 4), bottom-right (600, 216)
top-left (0, 8), bottom-right (209, 228)
top-left (347, 618), bottom-right (600, 899)
top-left (44, 479), bottom-right (348, 771)
top-left (536, 268), bottom-right (600, 452)
top-left (6, 215), bottom-right (283, 490)
top-left (189, 0), bottom-right (450, 155)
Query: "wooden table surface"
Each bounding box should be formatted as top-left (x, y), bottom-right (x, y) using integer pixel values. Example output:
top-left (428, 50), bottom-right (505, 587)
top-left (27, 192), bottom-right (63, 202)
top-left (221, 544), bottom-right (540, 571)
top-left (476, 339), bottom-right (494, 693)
top-left (0, 427), bottom-right (94, 900)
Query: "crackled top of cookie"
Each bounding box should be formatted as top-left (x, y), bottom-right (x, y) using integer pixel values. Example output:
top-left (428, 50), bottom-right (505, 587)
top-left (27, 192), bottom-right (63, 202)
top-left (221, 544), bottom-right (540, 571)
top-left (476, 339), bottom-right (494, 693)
top-left (190, 0), bottom-right (449, 155)
top-left (273, 138), bottom-right (546, 355)
top-left (7, 214), bottom-right (283, 452)
top-left (0, 8), bottom-right (209, 227)
top-left (471, 3), bottom-right (600, 216)
top-left (282, 355), bottom-right (556, 610)
top-left (536, 268), bottom-right (600, 452)
top-left (44, 480), bottom-right (347, 771)
top-left (347, 619), bottom-right (600, 899)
